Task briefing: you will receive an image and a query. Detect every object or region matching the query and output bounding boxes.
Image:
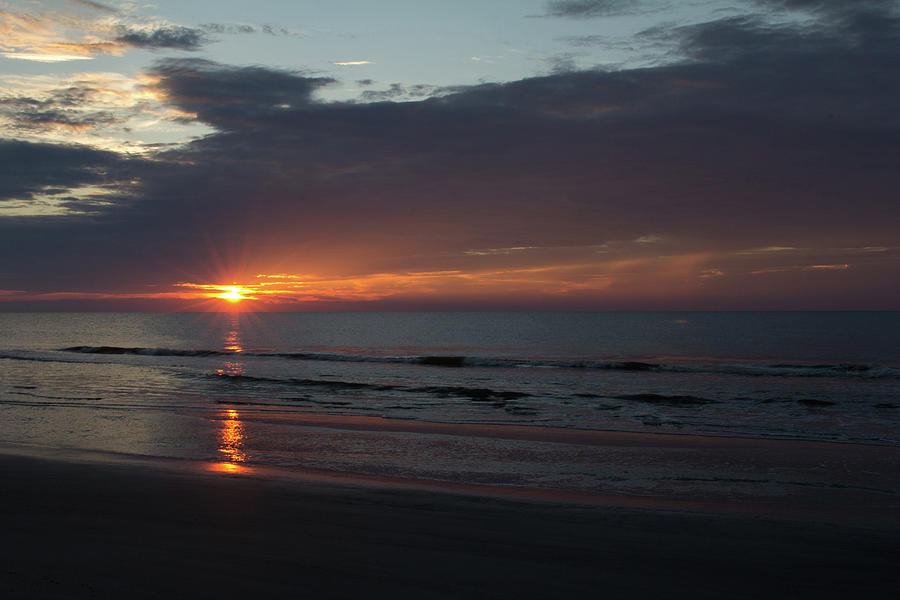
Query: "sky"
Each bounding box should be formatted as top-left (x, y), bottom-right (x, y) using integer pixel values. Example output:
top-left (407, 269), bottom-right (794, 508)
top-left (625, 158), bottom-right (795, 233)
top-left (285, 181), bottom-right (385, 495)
top-left (1, 0), bottom-right (899, 311)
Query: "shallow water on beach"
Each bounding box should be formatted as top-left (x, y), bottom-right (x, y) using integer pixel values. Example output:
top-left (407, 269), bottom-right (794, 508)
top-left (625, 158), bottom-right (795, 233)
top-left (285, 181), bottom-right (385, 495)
top-left (2, 311), bottom-right (899, 483)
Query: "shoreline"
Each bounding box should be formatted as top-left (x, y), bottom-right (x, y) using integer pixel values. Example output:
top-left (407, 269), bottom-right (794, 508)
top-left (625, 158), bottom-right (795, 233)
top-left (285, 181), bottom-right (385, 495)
top-left (2, 447), bottom-right (899, 598)
top-left (210, 407), bottom-right (900, 448)
top-left (4, 409), bottom-right (900, 531)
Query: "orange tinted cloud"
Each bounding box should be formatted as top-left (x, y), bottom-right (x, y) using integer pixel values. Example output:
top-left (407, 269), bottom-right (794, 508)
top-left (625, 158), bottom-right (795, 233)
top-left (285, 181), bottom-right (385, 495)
top-left (169, 251), bottom-right (724, 308)
top-left (0, 6), bottom-right (127, 62)
top-left (0, 3), bottom-right (206, 63)
top-left (0, 242), bottom-right (887, 310)
top-left (0, 71), bottom-right (207, 159)
top-left (177, 265), bottom-right (606, 304)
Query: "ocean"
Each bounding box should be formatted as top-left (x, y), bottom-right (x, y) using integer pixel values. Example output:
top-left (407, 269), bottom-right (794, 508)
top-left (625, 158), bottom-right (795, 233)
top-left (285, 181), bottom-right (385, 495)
top-left (2, 311), bottom-right (899, 489)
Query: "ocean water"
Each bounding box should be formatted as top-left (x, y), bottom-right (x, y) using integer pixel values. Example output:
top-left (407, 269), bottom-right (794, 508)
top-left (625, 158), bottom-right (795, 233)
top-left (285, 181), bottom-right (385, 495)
top-left (2, 312), bottom-right (899, 486)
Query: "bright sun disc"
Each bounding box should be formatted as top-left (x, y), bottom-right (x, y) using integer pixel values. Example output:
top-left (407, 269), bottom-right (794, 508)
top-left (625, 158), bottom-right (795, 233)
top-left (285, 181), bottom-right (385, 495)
top-left (217, 287), bottom-right (247, 302)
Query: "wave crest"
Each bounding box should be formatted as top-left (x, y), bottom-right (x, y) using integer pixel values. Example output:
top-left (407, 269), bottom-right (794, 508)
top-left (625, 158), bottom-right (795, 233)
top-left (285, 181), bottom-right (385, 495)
top-left (55, 346), bottom-right (900, 379)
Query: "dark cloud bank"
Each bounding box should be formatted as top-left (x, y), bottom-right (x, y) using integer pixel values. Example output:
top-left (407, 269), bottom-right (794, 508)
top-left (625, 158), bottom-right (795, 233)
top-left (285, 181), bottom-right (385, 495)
top-left (1, 0), bottom-right (899, 309)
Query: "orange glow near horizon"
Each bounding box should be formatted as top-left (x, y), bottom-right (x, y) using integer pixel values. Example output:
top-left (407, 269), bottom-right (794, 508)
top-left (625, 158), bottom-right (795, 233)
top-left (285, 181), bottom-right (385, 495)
top-left (0, 244), bottom-right (866, 310)
top-left (172, 264), bottom-right (612, 307)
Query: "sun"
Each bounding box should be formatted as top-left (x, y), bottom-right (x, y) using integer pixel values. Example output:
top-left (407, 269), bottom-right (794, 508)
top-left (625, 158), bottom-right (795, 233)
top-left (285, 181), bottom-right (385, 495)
top-left (216, 286), bottom-right (249, 303)
top-left (172, 282), bottom-right (262, 310)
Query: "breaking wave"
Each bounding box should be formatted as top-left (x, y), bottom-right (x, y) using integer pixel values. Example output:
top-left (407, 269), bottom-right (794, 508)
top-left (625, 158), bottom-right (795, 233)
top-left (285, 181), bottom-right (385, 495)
top-left (57, 346), bottom-right (900, 379)
top-left (213, 372), bottom-right (528, 404)
top-left (614, 393), bottom-right (717, 405)
top-left (62, 346), bottom-right (224, 357)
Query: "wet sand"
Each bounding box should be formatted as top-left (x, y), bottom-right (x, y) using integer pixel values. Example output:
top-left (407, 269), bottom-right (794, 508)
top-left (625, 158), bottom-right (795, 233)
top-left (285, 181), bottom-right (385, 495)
top-left (2, 442), bottom-right (899, 599)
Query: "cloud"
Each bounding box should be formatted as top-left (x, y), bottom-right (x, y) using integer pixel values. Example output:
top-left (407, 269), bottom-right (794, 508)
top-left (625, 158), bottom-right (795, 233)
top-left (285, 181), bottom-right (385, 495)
top-left (1, 84), bottom-right (123, 132)
top-left (260, 24), bottom-right (292, 36)
top-left (2, 52), bottom-right (94, 62)
top-left (0, 139), bottom-right (131, 205)
top-left (544, 1), bottom-right (641, 19)
top-left (2, 1), bottom-right (900, 308)
top-left (199, 23), bottom-right (292, 36)
top-left (753, 0), bottom-right (897, 12)
top-left (0, 6), bottom-right (118, 62)
top-left (0, 3), bottom-right (220, 61)
top-left (124, 52), bottom-right (897, 296)
top-left (751, 263), bottom-right (849, 275)
top-left (545, 0), bottom-right (898, 20)
top-left (148, 59), bottom-right (335, 128)
top-left (68, 0), bottom-right (117, 13)
top-left (0, 72), bottom-right (204, 153)
top-left (114, 25), bottom-right (207, 51)
top-left (199, 23), bottom-right (256, 35)
top-left (360, 83), bottom-right (446, 102)
top-left (735, 246), bottom-right (798, 255)
top-left (2, 104), bottom-right (120, 131)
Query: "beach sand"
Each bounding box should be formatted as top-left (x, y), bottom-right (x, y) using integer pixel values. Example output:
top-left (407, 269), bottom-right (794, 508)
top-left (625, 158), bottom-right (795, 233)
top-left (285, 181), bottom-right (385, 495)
top-left (2, 432), bottom-right (899, 599)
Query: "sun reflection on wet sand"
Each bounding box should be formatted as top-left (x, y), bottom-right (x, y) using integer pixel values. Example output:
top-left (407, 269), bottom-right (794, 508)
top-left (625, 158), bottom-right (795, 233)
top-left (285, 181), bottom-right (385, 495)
top-left (209, 461), bottom-right (250, 474)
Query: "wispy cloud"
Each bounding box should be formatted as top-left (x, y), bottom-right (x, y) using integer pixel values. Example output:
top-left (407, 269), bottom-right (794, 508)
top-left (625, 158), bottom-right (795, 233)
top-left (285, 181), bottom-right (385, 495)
top-left (333, 60), bottom-right (372, 66)
top-left (199, 22), bottom-right (293, 36)
top-left (0, 4), bottom-right (122, 61)
top-left (174, 263), bottom-right (619, 305)
top-left (359, 82), bottom-right (447, 102)
top-left (751, 264), bottom-right (849, 275)
top-left (543, 0), bottom-right (643, 19)
top-left (463, 246), bottom-right (538, 256)
top-left (2, 52), bottom-right (94, 62)
top-left (735, 246), bottom-right (798, 255)
top-left (68, 0), bottom-right (117, 13)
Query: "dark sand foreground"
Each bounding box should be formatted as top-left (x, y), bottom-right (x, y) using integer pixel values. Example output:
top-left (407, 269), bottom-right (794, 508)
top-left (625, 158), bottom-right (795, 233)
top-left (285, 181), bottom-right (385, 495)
top-left (2, 447), bottom-right (899, 599)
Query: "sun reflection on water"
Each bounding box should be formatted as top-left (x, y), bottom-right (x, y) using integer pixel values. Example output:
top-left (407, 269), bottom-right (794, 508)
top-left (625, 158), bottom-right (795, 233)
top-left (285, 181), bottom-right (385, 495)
top-left (212, 408), bottom-right (251, 474)
top-left (224, 326), bottom-right (243, 353)
top-left (217, 314), bottom-right (246, 376)
top-left (207, 312), bottom-right (260, 474)
top-left (220, 409), bottom-right (247, 461)
top-left (217, 359), bottom-right (245, 377)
